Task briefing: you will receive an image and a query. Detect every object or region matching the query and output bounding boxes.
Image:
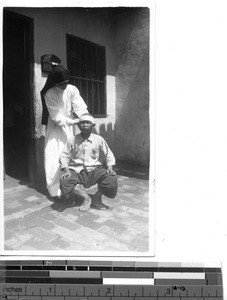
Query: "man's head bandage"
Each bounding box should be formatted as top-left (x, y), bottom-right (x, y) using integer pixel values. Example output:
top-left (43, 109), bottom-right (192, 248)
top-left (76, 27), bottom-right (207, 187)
top-left (79, 114), bottom-right (95, 124)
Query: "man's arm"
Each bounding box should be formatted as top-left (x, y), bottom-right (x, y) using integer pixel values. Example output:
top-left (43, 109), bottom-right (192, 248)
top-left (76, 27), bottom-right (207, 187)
top-left (106, 165), bottom-right (116, 175)
top-left (100, 137), bottom-right (116, 175)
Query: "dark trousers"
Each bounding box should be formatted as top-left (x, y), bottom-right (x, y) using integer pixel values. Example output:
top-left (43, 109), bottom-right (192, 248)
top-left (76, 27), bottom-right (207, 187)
top-left (60, 166), bottom-right (118, 199)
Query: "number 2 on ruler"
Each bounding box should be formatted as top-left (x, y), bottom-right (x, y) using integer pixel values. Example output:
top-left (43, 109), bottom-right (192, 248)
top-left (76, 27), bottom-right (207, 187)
top-left (106, 288), bottom-right (112, 296)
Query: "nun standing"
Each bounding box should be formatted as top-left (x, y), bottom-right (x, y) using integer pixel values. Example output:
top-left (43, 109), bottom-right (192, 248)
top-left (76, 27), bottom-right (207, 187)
top-left (41, 65), bottom-right (88, 199)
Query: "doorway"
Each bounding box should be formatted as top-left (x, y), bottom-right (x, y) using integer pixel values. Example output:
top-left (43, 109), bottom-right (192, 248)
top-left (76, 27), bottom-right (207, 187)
top-left (3, 10), bottom-right (33, 181)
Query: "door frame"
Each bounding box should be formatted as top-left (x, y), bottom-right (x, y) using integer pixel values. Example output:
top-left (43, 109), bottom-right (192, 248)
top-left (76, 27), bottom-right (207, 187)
top-left (3, 9), bottom-right (35, 182)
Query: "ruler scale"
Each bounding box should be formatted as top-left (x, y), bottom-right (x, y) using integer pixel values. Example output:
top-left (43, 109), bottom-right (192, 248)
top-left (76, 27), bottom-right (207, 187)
top-left (0, 261), bottom-right (223, 299)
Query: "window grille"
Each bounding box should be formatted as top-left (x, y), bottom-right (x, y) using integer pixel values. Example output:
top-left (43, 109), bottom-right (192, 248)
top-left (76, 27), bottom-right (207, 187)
top-left (66, 34), bottom-right (106, 117)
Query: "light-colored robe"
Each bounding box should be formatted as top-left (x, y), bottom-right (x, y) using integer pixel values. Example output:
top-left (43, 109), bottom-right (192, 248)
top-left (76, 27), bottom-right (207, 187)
top-left (44, 84), bottom-right (88, 197)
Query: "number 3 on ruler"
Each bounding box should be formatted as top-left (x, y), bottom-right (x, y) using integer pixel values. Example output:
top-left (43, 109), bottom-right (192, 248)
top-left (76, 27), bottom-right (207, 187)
top-left (166, 288), bottom-right (171, 295)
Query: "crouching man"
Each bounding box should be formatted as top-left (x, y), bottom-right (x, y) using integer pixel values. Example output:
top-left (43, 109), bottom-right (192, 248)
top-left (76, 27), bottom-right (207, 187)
top-left (59, 113), bottom-right (118, 211)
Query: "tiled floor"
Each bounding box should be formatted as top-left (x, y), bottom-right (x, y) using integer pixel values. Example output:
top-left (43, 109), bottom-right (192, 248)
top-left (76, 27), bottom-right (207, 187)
top-left (4, 163), bottom-right (151, 254)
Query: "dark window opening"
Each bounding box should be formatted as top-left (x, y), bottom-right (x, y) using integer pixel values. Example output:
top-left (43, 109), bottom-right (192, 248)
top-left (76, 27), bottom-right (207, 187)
top-left (66, 34), bottom-right (106, 117)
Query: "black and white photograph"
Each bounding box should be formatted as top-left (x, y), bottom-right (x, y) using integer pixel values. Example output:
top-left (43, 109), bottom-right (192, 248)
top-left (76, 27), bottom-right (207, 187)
top-left (1, 5), bottom-right (154, 255)
top-left (2, 0), bottom-right (227, 296)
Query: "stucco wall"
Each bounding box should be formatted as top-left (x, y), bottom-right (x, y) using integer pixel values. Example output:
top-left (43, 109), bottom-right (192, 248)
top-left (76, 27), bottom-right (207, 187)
top-left (8, 7), bottom-right (117, 133)
top-left (6, 7), bottom-right (150, 189)
top-left (7, 7), bottom-right (117, 189)
top-left (114, 8), bottom-right (150, 167)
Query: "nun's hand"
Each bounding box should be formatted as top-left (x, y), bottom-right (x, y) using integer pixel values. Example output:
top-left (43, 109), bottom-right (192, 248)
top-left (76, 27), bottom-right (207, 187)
top-left (73, 120), bottom-right (79, 125)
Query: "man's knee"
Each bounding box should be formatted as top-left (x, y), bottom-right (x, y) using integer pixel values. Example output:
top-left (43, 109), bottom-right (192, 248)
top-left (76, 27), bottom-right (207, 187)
top-left (60, 177), bottom-right (69, 188)
top-left (99, 174), bottom-right (118, 198)
top-left (60, 177), bottom-right (75, 195)
top-left (109, 175), bottom-right (118, 197)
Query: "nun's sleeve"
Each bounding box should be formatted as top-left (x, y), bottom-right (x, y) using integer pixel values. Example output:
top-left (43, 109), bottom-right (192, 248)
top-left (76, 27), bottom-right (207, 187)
top-left (45, 91), bottom-right (74, 126)
top-left (70, 85), bottom-right (88, 117)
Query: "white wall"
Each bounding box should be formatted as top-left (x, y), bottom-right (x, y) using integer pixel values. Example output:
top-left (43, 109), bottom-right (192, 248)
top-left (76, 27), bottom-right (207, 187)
top-left (7, 7), bottom-right (117, 146)
top-left (5, 7), bottom-right (118, 185)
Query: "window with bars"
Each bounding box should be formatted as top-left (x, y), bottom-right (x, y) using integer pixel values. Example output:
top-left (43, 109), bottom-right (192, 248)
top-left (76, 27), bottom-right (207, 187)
top-left (66, 34), bottom-right (107, 117)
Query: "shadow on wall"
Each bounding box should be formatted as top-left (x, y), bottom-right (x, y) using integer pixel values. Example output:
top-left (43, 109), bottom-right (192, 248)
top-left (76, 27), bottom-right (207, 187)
top-left (99, 123), bottom-right (115, 153)
top-left (93, 122), bottom-right (149, 180)
top-left (91, 122), bottom-right (115, 168)
top-left (114, 8), bottom-right (150, 168)
top-left (116, 49), bottom-right (150, 167)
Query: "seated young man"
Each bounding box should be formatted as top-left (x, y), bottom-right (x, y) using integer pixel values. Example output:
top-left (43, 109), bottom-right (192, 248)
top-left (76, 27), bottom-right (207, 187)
top-left (59, 113), bottom-right (118, 212)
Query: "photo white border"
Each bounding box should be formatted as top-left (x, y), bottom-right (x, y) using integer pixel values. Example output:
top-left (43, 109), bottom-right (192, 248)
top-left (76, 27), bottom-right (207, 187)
top-left (0, 0), bottom-right (155, 258)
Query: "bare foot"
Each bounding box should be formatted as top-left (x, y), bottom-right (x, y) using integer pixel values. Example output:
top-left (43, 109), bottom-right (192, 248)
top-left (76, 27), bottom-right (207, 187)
top-left (91, 193), bottom-right (110, 210)
top-left (79, 197), bottom-right (92, 212)
top-left (91, 201), bottom-right (110, 210)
